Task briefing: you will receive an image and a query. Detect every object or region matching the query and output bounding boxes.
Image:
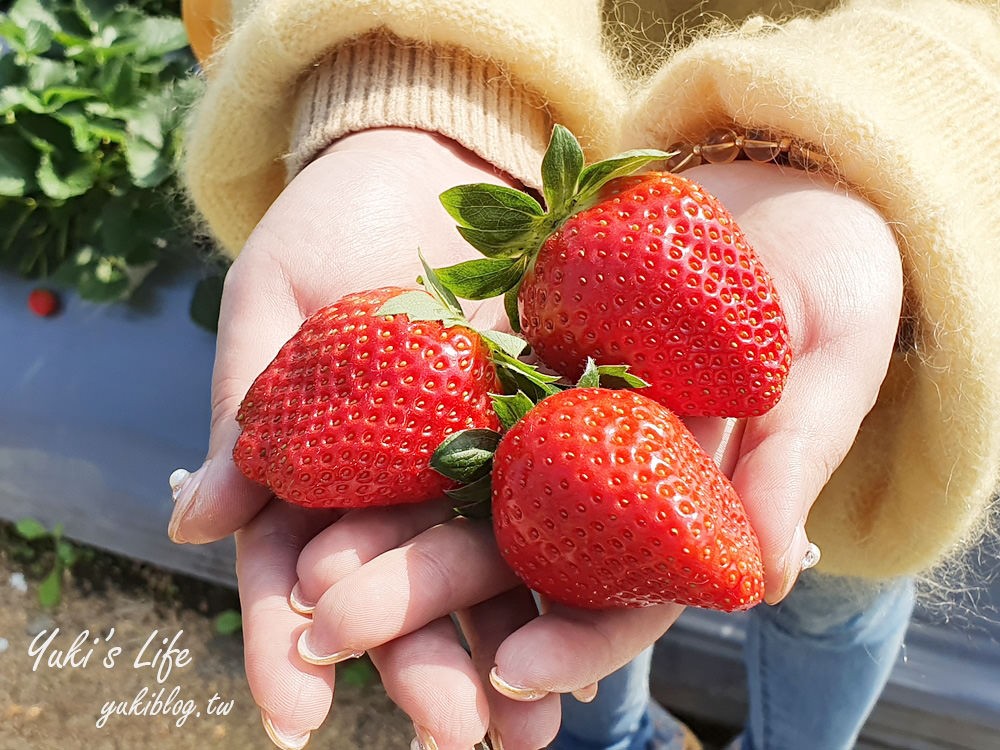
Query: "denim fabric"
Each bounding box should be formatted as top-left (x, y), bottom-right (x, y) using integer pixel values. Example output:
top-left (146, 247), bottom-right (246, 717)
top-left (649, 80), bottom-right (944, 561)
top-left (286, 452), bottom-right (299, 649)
top-left (551, 570), bottom-right (916, 750)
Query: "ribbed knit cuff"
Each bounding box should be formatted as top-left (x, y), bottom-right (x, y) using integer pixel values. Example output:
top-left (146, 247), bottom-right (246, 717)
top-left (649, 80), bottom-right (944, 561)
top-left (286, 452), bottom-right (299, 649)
top-left (286, 33), bottom-right (552, 188)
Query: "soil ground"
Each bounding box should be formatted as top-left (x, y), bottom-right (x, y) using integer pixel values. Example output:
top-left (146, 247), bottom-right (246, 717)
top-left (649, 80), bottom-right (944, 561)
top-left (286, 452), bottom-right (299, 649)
top-left (0, 522), bottom-right (413, 750)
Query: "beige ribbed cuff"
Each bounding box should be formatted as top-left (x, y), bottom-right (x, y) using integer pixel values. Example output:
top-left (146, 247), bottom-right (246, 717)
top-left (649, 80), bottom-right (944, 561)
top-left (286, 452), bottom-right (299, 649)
top-left (286, 33), bottom-right (552, 187)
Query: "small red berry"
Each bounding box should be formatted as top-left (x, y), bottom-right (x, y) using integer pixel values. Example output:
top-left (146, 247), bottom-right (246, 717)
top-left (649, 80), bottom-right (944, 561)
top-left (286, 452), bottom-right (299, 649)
top-left (28, 288), bottom-right (60, 317)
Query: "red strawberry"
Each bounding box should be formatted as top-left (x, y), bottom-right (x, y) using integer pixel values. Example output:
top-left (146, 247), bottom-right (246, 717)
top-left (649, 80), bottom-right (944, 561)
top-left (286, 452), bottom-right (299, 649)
top-left (28, 288), bottom-right (60, 317)
top-left (520, 172), bottom-right (790, 417)
top-left (436, 125), bottom-right (791, 418)
top-left (492, 388), bottom-right (764, 611)
top-left (234, 287), bottom-right (502, 508)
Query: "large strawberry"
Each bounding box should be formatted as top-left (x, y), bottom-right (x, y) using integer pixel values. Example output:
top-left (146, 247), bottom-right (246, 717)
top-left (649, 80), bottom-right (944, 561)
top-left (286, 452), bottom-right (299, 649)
top-left (234, 286), bottom-right (503, 508)
top-left (490, 387), bottom-right (764, 611)
top-left (433, 126), bottom-right (791, 418)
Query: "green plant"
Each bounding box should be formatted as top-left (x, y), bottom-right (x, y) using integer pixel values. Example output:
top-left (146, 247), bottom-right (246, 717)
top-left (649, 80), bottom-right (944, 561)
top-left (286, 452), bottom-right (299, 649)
top-left (12, 517), bottom-right (90, 608)
top-left (0, 0), bottom-right (222, 317)
top-left (213, 608), bottom-right (242, 636)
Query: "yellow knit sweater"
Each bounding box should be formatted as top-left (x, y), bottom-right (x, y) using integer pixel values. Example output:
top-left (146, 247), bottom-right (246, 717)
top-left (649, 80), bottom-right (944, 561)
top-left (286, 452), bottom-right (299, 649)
top-left (182, 0), bottom-right (1000, 581)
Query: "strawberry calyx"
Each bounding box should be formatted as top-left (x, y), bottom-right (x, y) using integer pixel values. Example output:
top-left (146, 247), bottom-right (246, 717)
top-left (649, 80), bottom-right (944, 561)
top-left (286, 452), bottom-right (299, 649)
top-left (431, 357), bottom-right (649, 516)
top-left (434, 125), bottom-right (674, 329)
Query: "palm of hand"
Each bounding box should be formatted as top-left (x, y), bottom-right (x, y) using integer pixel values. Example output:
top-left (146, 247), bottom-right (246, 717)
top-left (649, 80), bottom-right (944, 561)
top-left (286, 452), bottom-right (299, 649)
top-left (175, 130), bottom-right (902, 750)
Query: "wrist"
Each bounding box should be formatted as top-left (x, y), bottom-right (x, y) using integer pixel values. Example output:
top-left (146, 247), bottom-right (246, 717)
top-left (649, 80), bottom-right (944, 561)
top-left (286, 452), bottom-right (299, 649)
top-left (320, 127), bottom-right (521, 189)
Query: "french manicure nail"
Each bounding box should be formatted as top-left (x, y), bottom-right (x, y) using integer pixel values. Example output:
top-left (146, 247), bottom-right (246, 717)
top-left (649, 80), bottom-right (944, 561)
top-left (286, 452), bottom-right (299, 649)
top-left (487, 726), bottom-right (505, 750)
top-left (766, 523), bottom-right (818, 605)
top-left (289, 582), bottom-right (316, 616)
top-left (296, 628), bottom-right (363, 666)
top-left (168, 468), bottom-right (190, 501)
top-left (410, 724), bottom-right (439, 750)
top-left (571, 682), bottom-right (599, 703)
top-left (167, 460), bottom-right (211, 543)
top-left (261, 711), bottom-right (311, 750)
top-left (488, 666), bottom-right (549, 702)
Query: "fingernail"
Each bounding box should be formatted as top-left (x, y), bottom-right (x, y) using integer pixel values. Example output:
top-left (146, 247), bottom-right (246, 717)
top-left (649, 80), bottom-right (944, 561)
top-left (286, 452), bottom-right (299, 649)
top-left (289, 583), bottom-right (316, 616)
top-left (571, 682), bottom-right (599, 703)
top-left (296, 628), bottom-right (363, 666)
top-left (261, 711), bottom-right (311, 750)
top-left (766, 523), bottom-right (820, 605)
top-left (487, 726), bottom-right (504, 750)
top-left (168, 468), bottom-right (190, 500)
top-left (410, 724), bottom-right (439, 750)
top-left (488, 666), bottom-right (548, 702)
top-left (167, 460), bottom-right (211, 544)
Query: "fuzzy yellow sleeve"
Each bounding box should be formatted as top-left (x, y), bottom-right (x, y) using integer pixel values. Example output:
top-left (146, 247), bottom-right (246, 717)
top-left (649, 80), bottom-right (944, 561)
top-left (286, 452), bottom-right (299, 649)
top-left (182, 0), bottom-right (621, 255)
top-left (624, 0), bottom-right (1000, 580)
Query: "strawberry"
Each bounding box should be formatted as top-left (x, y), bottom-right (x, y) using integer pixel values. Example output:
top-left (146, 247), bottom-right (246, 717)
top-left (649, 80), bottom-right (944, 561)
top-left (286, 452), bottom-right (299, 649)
top-left (28, 288), bottom-right (60, 317)
top-left (491, 388), bottom-right (764, 611)
top-left (434, 125), bottom-right (791, 418)
top-left (233, 287), bottom-right (502, 508)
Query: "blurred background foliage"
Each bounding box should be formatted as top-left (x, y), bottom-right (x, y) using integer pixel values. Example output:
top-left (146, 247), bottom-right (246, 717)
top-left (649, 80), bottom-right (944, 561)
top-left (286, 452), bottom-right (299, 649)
top-left (0, 0), bottom-right (225, 330)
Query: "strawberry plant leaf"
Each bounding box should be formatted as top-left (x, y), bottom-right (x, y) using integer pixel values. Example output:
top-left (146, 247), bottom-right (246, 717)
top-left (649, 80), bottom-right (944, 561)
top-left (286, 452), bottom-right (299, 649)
top-left (575, 149), bottom-right (674, 206)
top-left (595, 364), bottom-right (651, 389)
top-left (440, 183), bottom-right (543, 231)
top-left (0, 135), bottom-right (39, 196)
top-left (456, 225), bottom-right (532, 259)
top-left (435, 257), bottom-right (526, 300)
top-left (504, 281), bottom-right (522, 333)
top-left (478, 329), bottom-right (527, 359)
top-left (577, 357), bottom-right (600, 388)
top-left (376, 290), bottom-right (460, 325)
top-left (541, 124), bottom-right (584, 214)
top-left (494, 352), bottom-right (563, 401)
top-left (431, 429), bottom-right (500, 483)
top-left (491, 391), bottom-right (535, 431)
top-left (446, 474), bottom-right (493, 517)
top-left (14, 517), bottom-right (48, 541)
top-left (417, 251), bottom-right (464, 316)
top-left (55, 540), bottom-right (78, 567)
top-left (38, 567), bottom-right (62, 609)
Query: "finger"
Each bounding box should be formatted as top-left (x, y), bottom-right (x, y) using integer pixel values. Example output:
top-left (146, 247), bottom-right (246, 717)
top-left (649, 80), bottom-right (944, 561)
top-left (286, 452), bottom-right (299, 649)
top-left (236, 500), bottom-right (340, 746)
top-left (369, 617), bottom-right (490, 750)
top-left (294, 499), bottom-right (456, 609)
top-left (491, 602), bottom-right (684, 697)
top-left (457, 588), bottom-right (563, 750)
top-left (169, 246), bottom-right (306, 544)
top-left (299, 518), bottom-right (521, 663)
top-left (732, 347), bottom-right (887, 604)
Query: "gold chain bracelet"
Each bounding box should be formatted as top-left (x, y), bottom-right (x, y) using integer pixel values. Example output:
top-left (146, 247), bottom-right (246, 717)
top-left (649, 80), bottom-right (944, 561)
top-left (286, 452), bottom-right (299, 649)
top-left (664, 127), bottom-right (833, 175)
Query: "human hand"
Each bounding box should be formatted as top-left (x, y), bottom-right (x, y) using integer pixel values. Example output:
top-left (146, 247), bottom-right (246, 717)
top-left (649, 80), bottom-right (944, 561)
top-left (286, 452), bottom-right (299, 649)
top-left (281, 161), bottom-right (903, 748)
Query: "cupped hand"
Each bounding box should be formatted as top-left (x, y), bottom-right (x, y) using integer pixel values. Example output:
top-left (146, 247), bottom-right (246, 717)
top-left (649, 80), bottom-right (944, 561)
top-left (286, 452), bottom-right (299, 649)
top-left (279, 160), bottom-right (904, 750)
top-left (171, 130), bottom-right (902, 750)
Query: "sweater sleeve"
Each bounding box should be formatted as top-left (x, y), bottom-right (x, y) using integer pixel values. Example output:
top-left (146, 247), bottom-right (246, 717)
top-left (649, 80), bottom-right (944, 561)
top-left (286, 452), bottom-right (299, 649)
top-left (623, 0), bottom-right (1000, 580)
top-left (181, 0), bottom-right (621, 255)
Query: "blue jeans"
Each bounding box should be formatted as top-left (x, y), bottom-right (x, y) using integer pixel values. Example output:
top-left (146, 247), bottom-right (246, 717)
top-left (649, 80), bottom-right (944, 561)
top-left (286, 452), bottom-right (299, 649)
top-left (551, 570), bottom-right (916, 750)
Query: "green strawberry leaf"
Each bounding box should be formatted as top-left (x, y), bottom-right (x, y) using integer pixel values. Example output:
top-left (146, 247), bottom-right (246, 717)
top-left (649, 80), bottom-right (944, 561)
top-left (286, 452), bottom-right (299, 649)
top-left (478, 329), bottom-right (527, 359)
top-left (446, 474), bottom-right (493, 518)
top-left (376, 290), bottom-right (462, 325)
top-left (440, 183), bottom-right (543, 231)
top-left (38, 567), bottom-right (62, 609)
top-left (14, 517), bottom-right (49, 541)
top-left (504, 281), bottom-right (522, 333)
top-left (540, 124), bottom-right (585, 214)
top-left (594, 364), bottom-right (651, 389)
top-left (0, 135), bottom-right (39, 196)
top-left (213, 609), bottom-right (243, 636)
top-left (456, 225), bottom-right (531, 259)
top-left (574, 148), bottom-right (674, 206)
top-left (575, 360), bottom-right (651, 389)
top-left (491, 391), bottom-right (535, 431)
top-left (435, 256), bottom-right (526, 300)
top-left (431, 429), bottom-right (501, 483)
top-left (495, 358), bottom-right (562, 402)
top-left (577, 357), bottom-right (601, 388)
top-left (417, 251), bottom-right (464, 317)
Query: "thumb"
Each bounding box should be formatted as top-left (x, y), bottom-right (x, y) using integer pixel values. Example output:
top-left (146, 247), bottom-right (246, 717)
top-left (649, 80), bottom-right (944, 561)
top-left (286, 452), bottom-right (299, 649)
top-left (168, 248), bottom-right (305, 544)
